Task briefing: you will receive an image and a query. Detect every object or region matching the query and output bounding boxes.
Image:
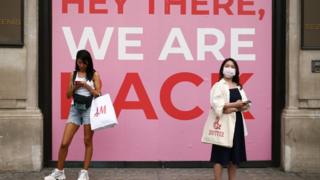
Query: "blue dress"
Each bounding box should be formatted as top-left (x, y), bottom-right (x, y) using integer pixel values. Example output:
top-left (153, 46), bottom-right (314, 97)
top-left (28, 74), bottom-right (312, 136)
top-left (210, 88), bottom-right (247, 166)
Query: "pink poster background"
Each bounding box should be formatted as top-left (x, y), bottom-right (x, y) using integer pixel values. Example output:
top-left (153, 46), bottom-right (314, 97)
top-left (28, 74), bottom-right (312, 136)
top-left (52, 1), bottom-right (272, 161)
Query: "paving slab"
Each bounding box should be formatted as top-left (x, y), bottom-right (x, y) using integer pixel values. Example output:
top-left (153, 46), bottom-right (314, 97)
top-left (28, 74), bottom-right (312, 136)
top-left (0, 168), bottom-right (319, 180)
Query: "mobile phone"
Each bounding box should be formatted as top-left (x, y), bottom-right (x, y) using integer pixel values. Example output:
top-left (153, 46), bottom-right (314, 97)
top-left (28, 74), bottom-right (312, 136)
top-left (74, 81), bottom-right (82, 85)
top-left (244, 100), bottom-right (252, 105)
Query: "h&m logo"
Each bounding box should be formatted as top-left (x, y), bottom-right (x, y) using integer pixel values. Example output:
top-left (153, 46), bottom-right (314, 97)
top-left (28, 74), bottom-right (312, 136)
top-left (94, 105), bottom-right (107, 117)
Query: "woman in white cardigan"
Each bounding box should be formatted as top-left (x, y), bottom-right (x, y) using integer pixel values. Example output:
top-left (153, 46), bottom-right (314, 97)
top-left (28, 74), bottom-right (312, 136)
top-left (210, 58), bottom-right (250, 180)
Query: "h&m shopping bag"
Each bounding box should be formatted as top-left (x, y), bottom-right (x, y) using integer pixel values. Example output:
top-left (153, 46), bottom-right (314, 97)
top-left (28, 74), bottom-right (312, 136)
top-left (90, 94), bottom-right (118, 131)
top-left (201, 110), bottom-right (236, 148)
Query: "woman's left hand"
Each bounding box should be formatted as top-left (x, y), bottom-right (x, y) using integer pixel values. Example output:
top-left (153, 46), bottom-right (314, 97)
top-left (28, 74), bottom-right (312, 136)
top-left (238, 104), bottom-right (250, 111)
top-left (80, 82), bottom-right (92, 91)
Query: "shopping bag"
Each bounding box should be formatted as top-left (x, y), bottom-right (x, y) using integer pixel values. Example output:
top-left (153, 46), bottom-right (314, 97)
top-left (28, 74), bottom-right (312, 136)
top-left (201, 110), bottom-right (236, 148)
top-left (90, 94), bottom-right (118, 131)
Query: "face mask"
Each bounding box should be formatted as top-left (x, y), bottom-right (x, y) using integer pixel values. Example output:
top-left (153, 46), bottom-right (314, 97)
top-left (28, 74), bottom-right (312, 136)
top-left (223, 67), bottom-right (236, 78)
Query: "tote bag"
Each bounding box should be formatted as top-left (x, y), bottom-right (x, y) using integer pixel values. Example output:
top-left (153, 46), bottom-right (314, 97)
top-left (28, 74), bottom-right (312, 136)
top-left (201, 110), bottom-right (236, 148)
top-left (90, 94), bottom-right (118, 131)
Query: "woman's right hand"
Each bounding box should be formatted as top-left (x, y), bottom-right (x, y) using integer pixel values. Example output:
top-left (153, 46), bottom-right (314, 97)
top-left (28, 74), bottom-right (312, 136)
top-left (73, 84), bottom-right (81, 91)
top-left (223, 107), bottom-right (238, 114)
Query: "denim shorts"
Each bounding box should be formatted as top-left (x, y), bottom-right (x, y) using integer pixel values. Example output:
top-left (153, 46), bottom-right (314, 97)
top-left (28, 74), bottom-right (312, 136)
top-left (66, 105), bottom-right (91, 126)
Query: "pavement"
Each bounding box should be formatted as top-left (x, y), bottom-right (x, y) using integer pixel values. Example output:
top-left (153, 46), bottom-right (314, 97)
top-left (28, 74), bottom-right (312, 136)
top-left (0, 168), bottom-right (320, 180)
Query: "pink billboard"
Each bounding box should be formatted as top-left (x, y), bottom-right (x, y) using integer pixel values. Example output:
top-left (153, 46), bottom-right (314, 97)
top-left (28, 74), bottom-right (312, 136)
top-left (52, 0), bottom-right (272, 161)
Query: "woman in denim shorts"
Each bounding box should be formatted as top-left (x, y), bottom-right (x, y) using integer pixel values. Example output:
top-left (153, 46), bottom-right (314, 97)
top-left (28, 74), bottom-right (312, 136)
top-left (45, 50), bottom-right (101, 180)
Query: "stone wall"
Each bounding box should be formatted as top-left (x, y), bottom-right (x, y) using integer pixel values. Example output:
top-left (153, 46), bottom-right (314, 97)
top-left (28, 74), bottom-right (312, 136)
top-left (0, 0), bottom-right (43, 171)
top-left (282, 0), bottom-right (320, 173)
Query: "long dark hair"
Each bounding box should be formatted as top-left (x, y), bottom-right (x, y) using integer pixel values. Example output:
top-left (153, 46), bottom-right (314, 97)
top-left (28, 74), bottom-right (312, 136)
top-left (219, 58), bottom-right (242, 88)
top-left (75, 49), bottom-right (95, 81)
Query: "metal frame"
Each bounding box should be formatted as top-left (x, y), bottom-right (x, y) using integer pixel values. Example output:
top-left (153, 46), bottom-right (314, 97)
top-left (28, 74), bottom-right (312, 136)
top-left (271, 0), bottom-right (286, 167)
top-left (39, 0), bottom-right (52, 167)
top-left (39, 0), bottom-right (286, 168)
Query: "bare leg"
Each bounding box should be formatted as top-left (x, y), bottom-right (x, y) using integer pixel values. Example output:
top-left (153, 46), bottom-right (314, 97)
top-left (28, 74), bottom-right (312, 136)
top-left (83, 124), bottom-right (94, 170)
top-left (214, 163), bottom-right (223, 180)
top-left (227, 163), bottom-right (237, 180)
top-left (57, 123), bottom-right (80, 170)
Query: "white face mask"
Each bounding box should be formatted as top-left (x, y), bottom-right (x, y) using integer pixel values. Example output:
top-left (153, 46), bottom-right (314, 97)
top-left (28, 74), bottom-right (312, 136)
top-left (223, 67), bottom-right (236, 78)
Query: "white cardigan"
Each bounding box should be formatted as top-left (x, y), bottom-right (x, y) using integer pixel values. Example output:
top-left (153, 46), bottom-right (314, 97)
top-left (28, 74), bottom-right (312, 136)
top-left (210, 79), bottom-right (249, 136)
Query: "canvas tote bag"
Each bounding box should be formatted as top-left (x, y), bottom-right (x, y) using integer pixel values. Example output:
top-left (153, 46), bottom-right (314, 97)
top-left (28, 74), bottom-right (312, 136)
top-left (90, 94), bottom-right (118, 131)
top-left (201, 110), bottom-right (236, 148)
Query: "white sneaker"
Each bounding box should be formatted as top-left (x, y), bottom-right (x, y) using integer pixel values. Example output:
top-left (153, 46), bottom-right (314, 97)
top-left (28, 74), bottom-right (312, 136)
top-left (44, 168), bottom-right (66, 180)
top-left (77, 169), bottom-right (90, 180)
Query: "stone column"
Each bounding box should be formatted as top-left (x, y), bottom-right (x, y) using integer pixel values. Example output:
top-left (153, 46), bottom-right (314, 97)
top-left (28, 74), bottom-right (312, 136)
top-left (0, 0), bottom-right (43, 171)
top-left (282, 0), bottom-right (320, 172)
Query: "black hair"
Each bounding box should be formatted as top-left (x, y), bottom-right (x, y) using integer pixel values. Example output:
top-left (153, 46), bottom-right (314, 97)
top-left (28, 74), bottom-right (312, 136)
top-left (219, 57), bottom-right (242, 88)
top-left (75, 49), bottom-right (95, 81)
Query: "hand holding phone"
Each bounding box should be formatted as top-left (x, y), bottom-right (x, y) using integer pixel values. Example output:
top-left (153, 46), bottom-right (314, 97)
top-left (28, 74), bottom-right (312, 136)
top-left (74, 81), bottom-right (86, 87)
top-left (243, 100), bottom-right (252, 105)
